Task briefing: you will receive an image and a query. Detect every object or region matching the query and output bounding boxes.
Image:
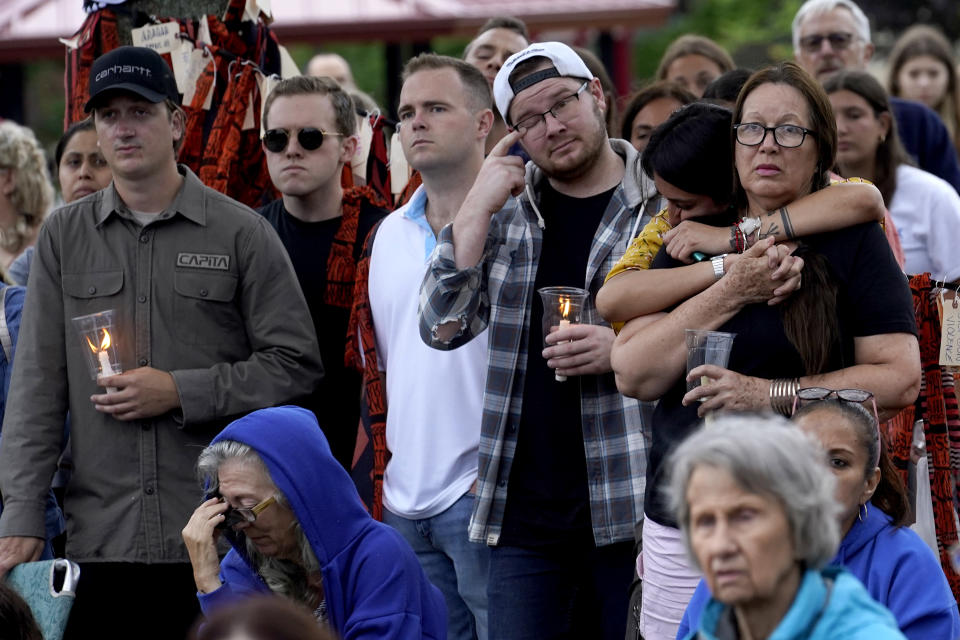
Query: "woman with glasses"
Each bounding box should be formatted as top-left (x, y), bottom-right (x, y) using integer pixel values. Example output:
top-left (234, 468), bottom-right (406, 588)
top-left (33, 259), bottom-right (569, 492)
top-left (181, 406), bottom-right (447, 638)
top-left (670, 415), bottom-right (907, 640)
top-left (596, 102), bottom-right (888, 329)
top-left (825, 70), bottom-right (960, 281)
top-left (610, 62), bottom-right (920, 640)
top-left (677, 391), bottom-right (960, 640)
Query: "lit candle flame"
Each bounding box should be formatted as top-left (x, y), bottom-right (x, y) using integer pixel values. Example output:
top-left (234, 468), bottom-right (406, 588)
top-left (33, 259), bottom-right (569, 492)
top-left (86, 330), bottom-right (112, 353)
top-left (559, 298), bottom-right (571, 320)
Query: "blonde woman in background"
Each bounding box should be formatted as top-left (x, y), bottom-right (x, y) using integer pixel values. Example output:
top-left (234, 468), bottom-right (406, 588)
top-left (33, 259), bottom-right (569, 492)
top-left (0, 122), bottom-right (53, 270)
top-left (888, 25), bottom-right (960, 157)
top-left (8, 118), bottom-right (113, 286)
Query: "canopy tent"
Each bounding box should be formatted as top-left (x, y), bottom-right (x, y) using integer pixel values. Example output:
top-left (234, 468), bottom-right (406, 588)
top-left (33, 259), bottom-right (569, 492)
top-left (0, 0), bottom-right (674, 62)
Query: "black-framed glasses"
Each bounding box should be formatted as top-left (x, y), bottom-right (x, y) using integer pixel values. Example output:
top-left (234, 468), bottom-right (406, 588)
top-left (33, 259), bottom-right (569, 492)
top-left (734, 123), bottom-right (815, 148)
top-left (513, 82), bottom-right (589, 140)
top-left (216, 495), bottom-right (277, 530)
top-left (261, 128), bottom-right (344, 153)
top-left (799, 32), bottom-right (856, 54)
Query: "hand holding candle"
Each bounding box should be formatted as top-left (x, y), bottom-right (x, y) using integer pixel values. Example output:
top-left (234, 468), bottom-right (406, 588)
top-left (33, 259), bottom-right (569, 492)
top-left (73, 310), bottom-right (122, 394)
top-left (89, 330), bottom-right (119, 393)
top-left (538, 287), bottom-right (590, 382)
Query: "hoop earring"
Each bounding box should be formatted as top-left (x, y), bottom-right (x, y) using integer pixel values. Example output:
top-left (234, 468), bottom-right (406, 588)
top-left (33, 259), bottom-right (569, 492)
top-left (857, 502), bottom-right (868, 522)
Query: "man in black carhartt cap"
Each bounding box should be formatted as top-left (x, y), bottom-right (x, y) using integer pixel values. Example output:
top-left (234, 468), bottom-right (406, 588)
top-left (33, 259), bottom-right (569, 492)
top-left (0, 46), bottom-right (323, 639)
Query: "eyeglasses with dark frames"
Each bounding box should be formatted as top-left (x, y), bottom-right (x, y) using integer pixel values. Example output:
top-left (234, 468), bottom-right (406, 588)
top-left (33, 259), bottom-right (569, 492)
top-left (513, 82), bottom-right (590, 140)
top-left (791, 387), bottom-right (881, 467)
top-left (262, 128), bottom-right (344, 153)
top-left (734, 123), bottom-right (815, 148)
top-left (216, 495), bottom-right (277, 530)
top-left (799, 32), bottom-right (856, 54)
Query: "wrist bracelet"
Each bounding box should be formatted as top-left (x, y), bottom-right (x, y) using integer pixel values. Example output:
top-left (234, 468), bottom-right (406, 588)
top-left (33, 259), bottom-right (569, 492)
top-left (739, 216), bottom-right (762, 239)
top-left (769, 377), bottom-right (800, 416)
top-left (711, 253), bottom-right (727, 280)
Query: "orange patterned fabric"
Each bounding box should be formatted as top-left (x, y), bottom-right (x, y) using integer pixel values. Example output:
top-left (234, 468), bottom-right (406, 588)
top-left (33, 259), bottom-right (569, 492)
top-left (64, 10), bottom-right (120, 128)
top-left (889, 273), bottom-right (960, 600)
top-left (325, 186), bottom-right (388, 309)
top-left (346, 222), bottom-right (387, 520)
top-left (177, 54), bottom-right (217, 169)
top-left (366, 115), bottom-right (392, 205)
top-left (198, 65), bottom-right (256, 194)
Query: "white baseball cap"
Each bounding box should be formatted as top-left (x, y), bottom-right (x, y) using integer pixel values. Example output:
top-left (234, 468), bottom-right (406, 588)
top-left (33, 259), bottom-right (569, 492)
top-left (493, 42), bottom-right (593, 125)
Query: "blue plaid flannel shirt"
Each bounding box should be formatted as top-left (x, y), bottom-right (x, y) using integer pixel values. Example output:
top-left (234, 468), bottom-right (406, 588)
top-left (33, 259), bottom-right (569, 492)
top-left (419, 139), bottom-right (658, 546)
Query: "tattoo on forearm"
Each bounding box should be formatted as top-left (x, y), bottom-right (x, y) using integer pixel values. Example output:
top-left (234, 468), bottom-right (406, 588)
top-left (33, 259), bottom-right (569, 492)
top-left (779, 206), bottom-right (796, 239)
top-left (758, 223), bottom-right (780, 240)
top-left (729, 226), bottom-right (738, 250)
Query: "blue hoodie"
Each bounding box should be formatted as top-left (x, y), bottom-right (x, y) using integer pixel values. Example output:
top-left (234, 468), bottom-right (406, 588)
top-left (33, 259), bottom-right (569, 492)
top-left (688, 567), bottom-right (905, 640)
top-left (196, 406), bottom-right (447, 639)
top-left (891, 97), bottom-right (960, 194)
top-left (678, 508), bottom-right (959, 640)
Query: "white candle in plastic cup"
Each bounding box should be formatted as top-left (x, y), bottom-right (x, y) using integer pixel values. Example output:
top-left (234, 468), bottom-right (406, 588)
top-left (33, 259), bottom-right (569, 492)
top-left (556, 319), bottom-right (571, 382)
top-left (98, 350), bottom-right (118, 393)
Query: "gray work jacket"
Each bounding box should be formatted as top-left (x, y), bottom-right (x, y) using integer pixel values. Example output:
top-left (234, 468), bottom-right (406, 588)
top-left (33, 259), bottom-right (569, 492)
top-left (0, 166), bottom-right (323, 563)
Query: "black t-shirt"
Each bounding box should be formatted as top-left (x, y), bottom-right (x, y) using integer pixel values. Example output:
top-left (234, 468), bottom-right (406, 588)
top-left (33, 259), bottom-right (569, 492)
top-left (499, 182), bottom-right (617, 548)
top-left (258, 198), bottom-right (386, 469)
top-left (645, 221), bottom-right (917, 527)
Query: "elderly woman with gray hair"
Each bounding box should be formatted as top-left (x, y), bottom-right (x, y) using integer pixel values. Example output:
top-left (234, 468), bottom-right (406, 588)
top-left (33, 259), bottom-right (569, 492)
top-left (182, 406), bottom-right (447, 639)
top-left (669, 415), bottom-right (905, 640)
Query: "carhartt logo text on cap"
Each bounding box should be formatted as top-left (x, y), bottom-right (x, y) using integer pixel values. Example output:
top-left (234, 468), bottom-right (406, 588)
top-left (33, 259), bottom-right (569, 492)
top-left (95, 65), bottom-right (154, 83)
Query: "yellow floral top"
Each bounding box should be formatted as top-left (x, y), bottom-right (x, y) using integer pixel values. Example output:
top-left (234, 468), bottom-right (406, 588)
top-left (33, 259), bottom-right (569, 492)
top-left (604, 208), bottom-right (672, 283)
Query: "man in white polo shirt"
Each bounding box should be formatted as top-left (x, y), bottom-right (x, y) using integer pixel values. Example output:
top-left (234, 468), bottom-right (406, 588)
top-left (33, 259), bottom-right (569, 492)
top-left (366, 53), bottom-right (493, 640)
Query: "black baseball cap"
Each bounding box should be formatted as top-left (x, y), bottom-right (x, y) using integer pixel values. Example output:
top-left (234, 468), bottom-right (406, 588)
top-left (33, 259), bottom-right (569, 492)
top-left (85, 46), bottom-right (180, 112)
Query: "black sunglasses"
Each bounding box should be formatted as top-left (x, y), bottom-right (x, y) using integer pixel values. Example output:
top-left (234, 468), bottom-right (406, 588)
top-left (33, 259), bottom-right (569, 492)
top-left (261, 127), bottom-right (344, 153)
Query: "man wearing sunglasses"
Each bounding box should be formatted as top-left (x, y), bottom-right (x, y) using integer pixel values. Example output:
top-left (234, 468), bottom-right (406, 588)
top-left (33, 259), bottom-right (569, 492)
top-left (419, 42), bottom-right (657, 638)
top-left (792, 0), bottom-right (960, 193)
top-left (258, 76), bottom-right (386, 472)
top-left (0, 46), bottom-right (323, 639)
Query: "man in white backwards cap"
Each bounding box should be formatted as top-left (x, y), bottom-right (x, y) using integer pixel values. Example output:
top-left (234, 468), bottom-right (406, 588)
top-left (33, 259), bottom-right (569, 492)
top-left (419, 41), bottom-right (657, 638)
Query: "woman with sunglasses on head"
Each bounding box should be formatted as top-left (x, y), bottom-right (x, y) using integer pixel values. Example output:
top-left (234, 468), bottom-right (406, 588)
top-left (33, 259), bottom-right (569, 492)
top-left (677, 391), bottom-right (960, 640)
top-left (825, 70), bottom-right (960, 282)
top-left (609, 63), bottom-right (921, 640)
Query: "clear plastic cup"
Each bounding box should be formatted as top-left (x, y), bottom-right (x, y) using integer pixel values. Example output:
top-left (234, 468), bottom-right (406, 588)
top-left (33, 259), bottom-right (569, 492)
top-left (72, 310), bottom-right (122, 392)
top-left (685, 329), bottom-right (736, 394)
top-left (538, 286), bottom-right (590, 382)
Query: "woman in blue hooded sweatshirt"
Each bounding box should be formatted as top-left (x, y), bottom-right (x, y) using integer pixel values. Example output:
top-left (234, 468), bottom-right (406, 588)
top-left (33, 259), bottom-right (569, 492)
top-left (182, 405), bottom-right (447, 639)
top-left (677, 397), bottom-right (959, 640)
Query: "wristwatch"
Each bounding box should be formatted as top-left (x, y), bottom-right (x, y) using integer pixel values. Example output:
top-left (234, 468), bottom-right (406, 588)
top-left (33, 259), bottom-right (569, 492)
top-left (711, 253), bottom-right (728, 280)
